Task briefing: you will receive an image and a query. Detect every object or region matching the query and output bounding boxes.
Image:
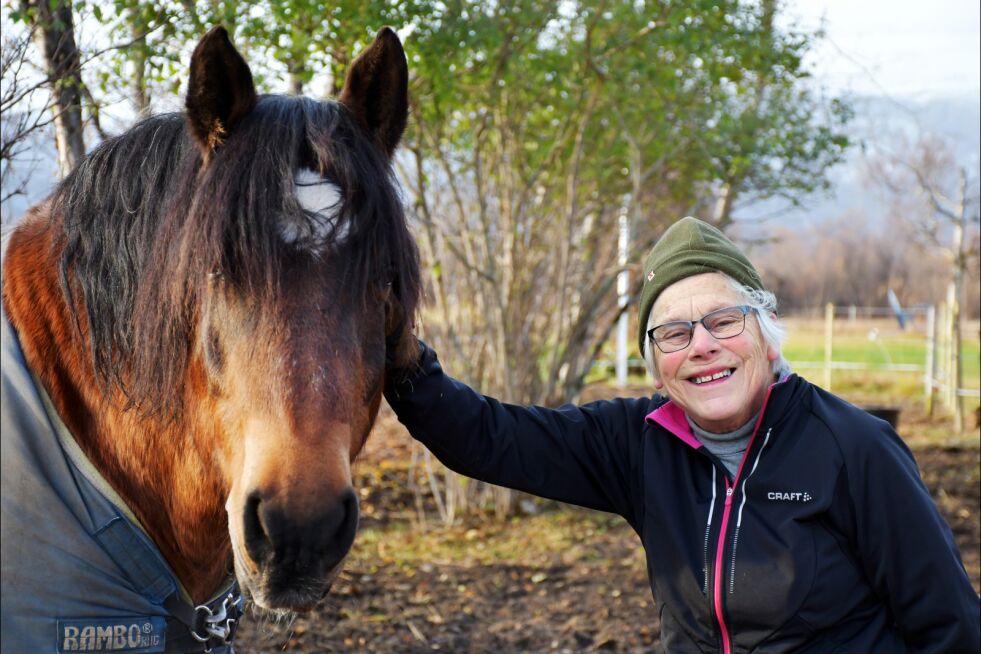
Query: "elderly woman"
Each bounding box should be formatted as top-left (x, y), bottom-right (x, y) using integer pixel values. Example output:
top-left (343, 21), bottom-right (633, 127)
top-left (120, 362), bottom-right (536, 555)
top-left (385, 216), bottom-right (979, 652)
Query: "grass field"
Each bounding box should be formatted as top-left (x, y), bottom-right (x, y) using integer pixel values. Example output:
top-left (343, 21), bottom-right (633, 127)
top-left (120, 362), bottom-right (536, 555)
top-left (781, 317), bottom-right (980, 413)
top-left (782, 317), bottom-right (980, 375)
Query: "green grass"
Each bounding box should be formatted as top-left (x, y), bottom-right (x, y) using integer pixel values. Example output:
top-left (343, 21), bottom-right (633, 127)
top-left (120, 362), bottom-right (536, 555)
top-left (782, 318), bottom-right (979, 388)
top-left (783, 332), bottom-right (979, 380)
top-left (778, 318), bottom-right (979, 415)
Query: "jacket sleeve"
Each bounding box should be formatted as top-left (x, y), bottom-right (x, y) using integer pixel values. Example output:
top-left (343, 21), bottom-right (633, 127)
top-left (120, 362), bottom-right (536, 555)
top-left (843, 420), bottom-right (980, 652)
top-left (384, 341), bottom-right (646, 526)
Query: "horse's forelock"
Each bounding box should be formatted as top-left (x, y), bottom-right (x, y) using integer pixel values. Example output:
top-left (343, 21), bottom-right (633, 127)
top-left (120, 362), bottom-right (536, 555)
top-left (56, 94), bottom-right (420, 418)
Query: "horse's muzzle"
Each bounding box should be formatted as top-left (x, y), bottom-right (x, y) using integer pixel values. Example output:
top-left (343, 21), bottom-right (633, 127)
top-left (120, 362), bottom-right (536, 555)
top-left (241, 487), bottom-right (359, 609)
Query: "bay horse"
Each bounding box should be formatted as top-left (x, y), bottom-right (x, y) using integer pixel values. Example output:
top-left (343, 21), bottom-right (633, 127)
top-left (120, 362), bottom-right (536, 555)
top-left (1, 25), bottom-right (420, 652)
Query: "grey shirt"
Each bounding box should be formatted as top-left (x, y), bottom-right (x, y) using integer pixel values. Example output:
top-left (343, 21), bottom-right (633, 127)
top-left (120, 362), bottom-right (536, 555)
top-left (686, 412), bottom-right (760, 480)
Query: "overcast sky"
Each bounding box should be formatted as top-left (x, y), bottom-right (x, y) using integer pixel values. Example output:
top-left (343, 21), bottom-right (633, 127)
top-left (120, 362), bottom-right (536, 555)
top-left (783, 0), bottom-right (981, 99)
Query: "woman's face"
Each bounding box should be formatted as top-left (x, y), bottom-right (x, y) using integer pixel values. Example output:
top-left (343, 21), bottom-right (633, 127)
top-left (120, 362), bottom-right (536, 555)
top-left (649, 273), bottom-right (778, 433)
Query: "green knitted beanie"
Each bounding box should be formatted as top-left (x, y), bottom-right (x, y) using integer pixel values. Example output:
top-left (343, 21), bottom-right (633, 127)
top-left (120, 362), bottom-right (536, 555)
top-left (637, 216), bottom-right (764, 354)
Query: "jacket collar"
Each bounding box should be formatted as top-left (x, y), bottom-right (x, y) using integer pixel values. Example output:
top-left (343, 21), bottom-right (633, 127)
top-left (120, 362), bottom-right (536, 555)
top-left (645, 372), bottom-right (800, 448)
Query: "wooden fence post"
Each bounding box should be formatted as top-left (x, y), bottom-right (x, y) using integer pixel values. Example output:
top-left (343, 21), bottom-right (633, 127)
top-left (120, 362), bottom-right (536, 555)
top-left (925, 305), bottom-right (937, 417)
top-left (947, 282), bottom-right (964, 433)
top-left (824, 303), bottom-right (834, 391)
top-left (943, 289), bottom-right (957, 414)
top-left (938, 301), bottom-right (950, 412)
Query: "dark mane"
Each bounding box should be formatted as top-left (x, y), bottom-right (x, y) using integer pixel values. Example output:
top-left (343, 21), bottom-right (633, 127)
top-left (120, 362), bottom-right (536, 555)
top-left (55, 94), bottom-right (420, 415)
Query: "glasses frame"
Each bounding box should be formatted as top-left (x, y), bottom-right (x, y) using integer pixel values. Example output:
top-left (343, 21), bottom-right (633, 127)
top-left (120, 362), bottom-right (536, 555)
top-left (647, 304), bottom-right (755, 354)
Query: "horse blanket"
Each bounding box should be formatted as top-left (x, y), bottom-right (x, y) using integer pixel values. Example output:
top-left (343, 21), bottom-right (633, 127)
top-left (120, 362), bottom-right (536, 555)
top-left (1, 238), bottom-right (241, 654)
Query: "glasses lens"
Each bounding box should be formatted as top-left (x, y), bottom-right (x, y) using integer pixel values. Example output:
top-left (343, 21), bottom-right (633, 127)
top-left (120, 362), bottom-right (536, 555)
top-left (652, 323), bottom-right (693, 353)
top-left (704, 306), bottom-right (746, 339)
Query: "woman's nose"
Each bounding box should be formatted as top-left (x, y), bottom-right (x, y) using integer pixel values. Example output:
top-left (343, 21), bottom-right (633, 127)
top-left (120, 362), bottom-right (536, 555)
top-left (688, 323), bottom-right (720, 356)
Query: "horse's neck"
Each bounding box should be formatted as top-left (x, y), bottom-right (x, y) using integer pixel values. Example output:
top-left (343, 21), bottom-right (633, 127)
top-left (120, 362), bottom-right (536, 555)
top-left (2, 216), bottom-right (232, 602)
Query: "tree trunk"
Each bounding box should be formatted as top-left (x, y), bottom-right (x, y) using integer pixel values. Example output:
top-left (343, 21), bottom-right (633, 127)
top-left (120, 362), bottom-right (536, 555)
top-left (950, 170), bottom-right (967, 432)
top-left (130, 9), bottom-right (149, 116)
top-left (288, 72), bottom-right (304, 96)
top-left (25, 0), bottom-right (85, 176)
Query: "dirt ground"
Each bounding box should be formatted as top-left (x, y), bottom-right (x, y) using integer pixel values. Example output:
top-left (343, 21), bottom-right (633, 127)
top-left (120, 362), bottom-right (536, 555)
top-left (235, 402), bottom-right (980, 654)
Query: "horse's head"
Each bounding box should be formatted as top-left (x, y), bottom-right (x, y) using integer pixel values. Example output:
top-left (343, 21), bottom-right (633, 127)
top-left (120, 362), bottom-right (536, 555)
top-left (128, 27), bottom-right (420, 610)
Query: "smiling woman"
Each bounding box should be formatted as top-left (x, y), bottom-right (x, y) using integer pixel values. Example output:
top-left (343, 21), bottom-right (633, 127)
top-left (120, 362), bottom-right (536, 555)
top-left (384, 215), bottom-right (980, 653)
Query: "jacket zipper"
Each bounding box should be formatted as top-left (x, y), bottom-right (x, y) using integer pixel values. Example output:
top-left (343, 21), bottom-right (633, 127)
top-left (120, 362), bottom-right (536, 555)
top-left (710, 386), bottom-right (778, 654)
top-left (702, 466), bottom-right (718, 595)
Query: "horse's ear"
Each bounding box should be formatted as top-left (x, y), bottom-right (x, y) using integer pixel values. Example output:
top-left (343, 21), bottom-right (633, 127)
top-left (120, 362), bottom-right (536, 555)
top-left (185, 26), bottom-right (257, 156)
top-left (339, 27), bottom-right (408, 159)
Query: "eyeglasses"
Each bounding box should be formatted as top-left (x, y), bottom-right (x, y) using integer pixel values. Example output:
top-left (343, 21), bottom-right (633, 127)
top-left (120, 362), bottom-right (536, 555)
top-left (647, 305), bottom-right (755, 354)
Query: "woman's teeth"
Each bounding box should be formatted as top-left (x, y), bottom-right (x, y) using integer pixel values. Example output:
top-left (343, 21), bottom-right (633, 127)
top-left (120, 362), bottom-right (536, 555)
top-left (691, 369), bottom-right (733, 385)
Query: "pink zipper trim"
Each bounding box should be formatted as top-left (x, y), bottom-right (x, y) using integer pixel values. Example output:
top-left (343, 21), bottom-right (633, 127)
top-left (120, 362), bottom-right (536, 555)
top-left (714, 481), bottom-right (735, 653)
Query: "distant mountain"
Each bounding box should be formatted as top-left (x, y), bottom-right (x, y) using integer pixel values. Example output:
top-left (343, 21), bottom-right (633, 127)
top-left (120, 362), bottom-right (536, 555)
top-left (732, 93), bottom-right (981, 233)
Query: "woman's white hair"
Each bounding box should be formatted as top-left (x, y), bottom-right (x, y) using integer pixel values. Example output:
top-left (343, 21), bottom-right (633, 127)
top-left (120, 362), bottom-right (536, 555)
top-left (642, 273), bottom-right (791, 382)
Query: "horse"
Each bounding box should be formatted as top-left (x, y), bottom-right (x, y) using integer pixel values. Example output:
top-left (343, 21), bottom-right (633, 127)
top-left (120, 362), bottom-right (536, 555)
top-left (1, 25), bottom-right (420, 653)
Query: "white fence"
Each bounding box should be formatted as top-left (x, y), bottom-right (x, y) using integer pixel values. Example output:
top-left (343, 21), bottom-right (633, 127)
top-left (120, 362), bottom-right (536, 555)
top-left (786, 305), bottom-right (980, 417)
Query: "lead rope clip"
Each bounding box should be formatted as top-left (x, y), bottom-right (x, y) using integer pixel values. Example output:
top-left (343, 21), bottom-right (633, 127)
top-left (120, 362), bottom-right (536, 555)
top-left (191, 591), bottom-right (244, 651)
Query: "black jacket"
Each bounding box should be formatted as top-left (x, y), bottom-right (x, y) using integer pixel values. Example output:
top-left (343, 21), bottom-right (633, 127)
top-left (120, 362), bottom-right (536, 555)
top-left (385, 343), bottom-right (980, 653)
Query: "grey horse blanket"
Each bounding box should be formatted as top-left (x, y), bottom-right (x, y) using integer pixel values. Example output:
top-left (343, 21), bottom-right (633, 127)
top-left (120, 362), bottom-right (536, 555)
top-left (1, 239), bottom-right (240, 653)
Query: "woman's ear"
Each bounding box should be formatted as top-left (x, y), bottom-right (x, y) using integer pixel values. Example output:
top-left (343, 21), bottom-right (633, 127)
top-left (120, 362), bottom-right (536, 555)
top-left (645, 343), bottom-right (664, 389)
top-left (766, 313), bottom-right (780, 363)
top-left (650, 358), bottom-right (664, 389)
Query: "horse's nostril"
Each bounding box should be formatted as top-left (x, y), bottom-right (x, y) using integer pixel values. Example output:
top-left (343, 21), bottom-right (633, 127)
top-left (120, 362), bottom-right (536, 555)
top-left (244, 488), bottom-right (359, 579)
top-left (243, 491), bottom-right (271, 563)
top-left (324, 488), bottom-right (359, 564)
top-left (334, 488), bottom-right (358, 557)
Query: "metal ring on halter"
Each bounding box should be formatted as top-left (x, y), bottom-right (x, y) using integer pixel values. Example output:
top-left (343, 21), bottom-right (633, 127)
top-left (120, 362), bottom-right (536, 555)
top-left (191, 592), bottom-right (241, 645)
top-left (190, 603), bottom-right (214, 643)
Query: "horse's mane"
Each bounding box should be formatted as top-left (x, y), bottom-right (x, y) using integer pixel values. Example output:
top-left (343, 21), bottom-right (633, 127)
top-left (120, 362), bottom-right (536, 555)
top-left (54, 95), bottom-right (420, 416)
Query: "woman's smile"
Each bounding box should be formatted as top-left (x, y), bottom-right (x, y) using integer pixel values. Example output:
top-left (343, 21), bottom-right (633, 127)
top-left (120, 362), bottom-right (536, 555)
top-left (687, 367), bottom-right (735, 385)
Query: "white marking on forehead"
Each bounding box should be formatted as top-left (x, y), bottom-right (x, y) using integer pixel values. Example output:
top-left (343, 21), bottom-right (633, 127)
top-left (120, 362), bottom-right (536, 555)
top-left (294, 169), bottom-right (342, 217)
top-left (279, 168), bottom-right (347, 249)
